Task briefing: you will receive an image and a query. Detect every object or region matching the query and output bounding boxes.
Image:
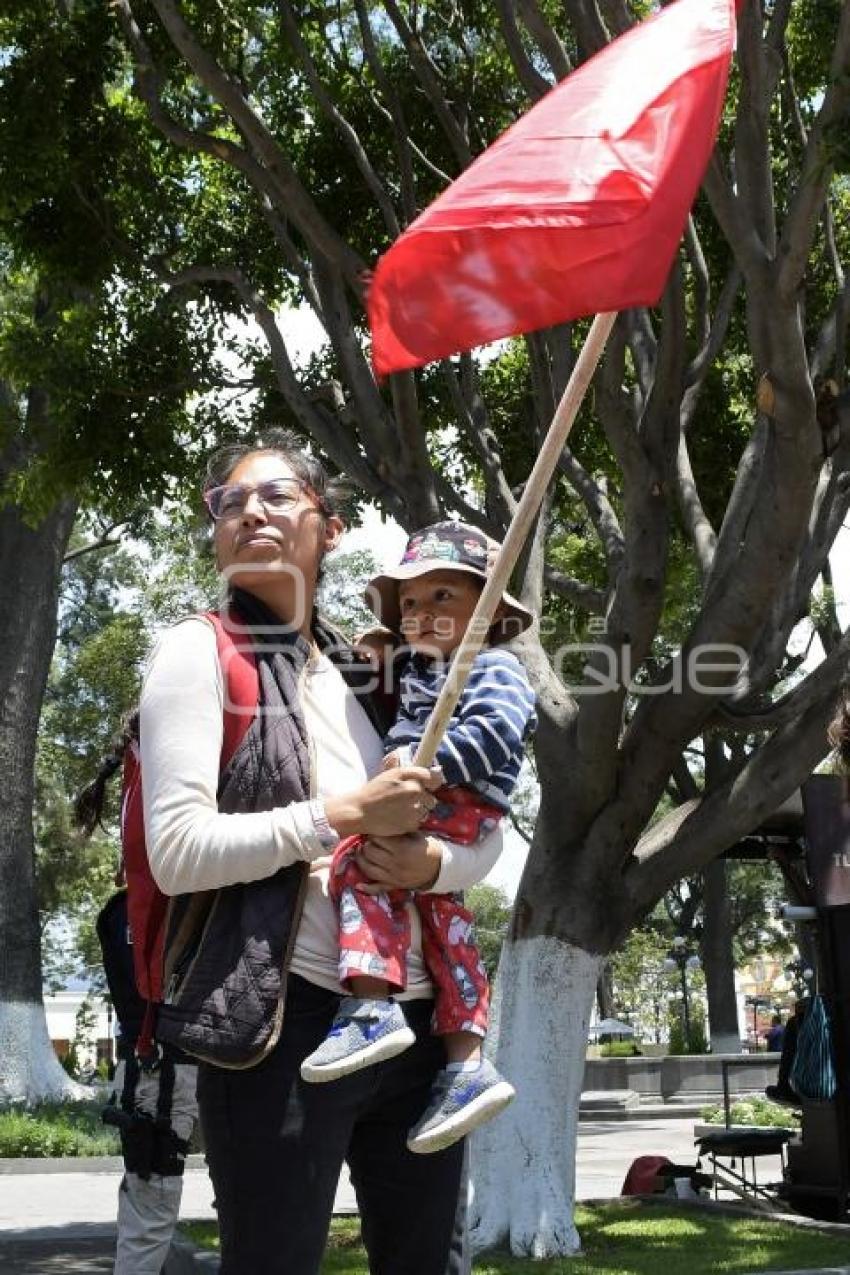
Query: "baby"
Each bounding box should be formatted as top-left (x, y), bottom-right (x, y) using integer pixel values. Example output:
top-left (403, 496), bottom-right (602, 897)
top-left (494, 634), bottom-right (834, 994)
top-left (301, 521), bottom-right (536, 1154)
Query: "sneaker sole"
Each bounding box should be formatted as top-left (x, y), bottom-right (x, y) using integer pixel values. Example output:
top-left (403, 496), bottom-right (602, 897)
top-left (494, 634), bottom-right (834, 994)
top-left (300, 1026), bottom-right (416, 1083)
top-left (406, 1081), bottom-right (516, 1155)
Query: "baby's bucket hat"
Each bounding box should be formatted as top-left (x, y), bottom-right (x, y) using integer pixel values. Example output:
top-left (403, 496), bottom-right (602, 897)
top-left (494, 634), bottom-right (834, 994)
top-left (365, 520), bottom-right (534, 646)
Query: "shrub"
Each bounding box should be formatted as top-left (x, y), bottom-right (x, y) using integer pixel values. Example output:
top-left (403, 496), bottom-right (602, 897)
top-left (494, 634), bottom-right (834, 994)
top-left (0, 1101), bottom-right (120, 1158)
top-left (701, 1096), bottom-right (800, 1128)
top-left (599, 1040), bottom-right (641, 1057)
top-left (59, 1046), bottom-right (79, 1078)
top-left (668, 1004), bottom-right (709, 1055)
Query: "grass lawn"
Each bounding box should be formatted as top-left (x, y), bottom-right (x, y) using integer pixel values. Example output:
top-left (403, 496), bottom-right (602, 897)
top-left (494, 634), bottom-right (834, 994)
top-left (182, 1202), bottom-right (850, 1273)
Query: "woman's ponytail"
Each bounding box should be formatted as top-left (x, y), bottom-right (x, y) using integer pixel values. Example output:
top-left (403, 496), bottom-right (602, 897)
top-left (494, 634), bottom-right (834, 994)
top-left (74, 712), bottom-right (139, 838)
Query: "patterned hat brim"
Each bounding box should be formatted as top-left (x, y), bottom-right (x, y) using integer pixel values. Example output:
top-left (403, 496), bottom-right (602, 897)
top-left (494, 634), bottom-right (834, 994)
top-left (364, 560), bottom-right (534, 646)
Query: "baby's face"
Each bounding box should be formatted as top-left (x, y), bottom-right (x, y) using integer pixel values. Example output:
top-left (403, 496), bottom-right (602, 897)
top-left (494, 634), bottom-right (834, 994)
top-left (398, 570), bottom-right (482, 658)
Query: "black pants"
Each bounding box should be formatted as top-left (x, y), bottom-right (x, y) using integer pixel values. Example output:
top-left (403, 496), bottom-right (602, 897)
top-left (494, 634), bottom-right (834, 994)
top-left (198, 975), bottom-right (469, 1275)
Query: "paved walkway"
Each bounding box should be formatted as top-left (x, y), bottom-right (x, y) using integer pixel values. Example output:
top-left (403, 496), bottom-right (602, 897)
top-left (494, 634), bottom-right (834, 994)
top-left (0, 1118), bottom-right (793, 1271)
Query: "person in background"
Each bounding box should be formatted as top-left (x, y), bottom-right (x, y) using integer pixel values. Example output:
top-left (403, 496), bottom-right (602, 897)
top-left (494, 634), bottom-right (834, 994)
top-left (766, 1000), bottom-right (807, 1106)
top-left (765, 1013), bottom-right (785, 1053)
top-left (94, 887), bottom-right (198, 1275)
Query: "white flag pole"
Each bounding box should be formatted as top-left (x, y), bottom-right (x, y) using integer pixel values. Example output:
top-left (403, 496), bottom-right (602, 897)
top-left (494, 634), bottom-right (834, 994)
top-left (412, 310), bottom-right (617, 769)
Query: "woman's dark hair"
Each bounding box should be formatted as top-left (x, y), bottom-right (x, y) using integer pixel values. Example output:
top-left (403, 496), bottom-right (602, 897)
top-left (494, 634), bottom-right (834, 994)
top-left (203, 428), bottom-right (349, 522)
top-left (828, 689), bottom-right (850, 771)
top-left (74, 712), bottom-right (139, 838)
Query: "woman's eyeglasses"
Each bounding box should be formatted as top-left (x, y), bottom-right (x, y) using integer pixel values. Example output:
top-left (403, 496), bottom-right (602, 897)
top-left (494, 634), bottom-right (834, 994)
top-left (203, 478), bottom-right (317, 521)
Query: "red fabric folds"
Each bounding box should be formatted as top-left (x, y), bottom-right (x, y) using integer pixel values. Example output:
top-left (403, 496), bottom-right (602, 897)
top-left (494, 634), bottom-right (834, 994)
top-left (368, 0), bottom-right (736, 376)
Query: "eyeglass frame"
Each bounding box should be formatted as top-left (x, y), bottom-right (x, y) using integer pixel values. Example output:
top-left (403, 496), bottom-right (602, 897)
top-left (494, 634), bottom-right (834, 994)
top-left (203, 477), bottom-right (330, 522)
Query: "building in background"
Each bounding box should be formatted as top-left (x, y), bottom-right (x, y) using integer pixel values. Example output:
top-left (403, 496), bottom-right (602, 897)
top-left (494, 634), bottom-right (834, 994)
top-left (44, 976), bottom-right (114, 1072)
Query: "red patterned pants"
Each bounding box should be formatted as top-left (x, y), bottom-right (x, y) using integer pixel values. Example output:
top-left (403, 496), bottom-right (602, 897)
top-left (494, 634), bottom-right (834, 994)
top-left (327, 788), bottom-right (501, 1038)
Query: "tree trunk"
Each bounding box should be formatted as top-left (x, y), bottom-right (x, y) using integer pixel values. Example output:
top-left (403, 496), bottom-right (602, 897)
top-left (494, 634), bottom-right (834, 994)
top-left (596, 959), bottom-right (614, 1020)
top-left (469, 933), bottom-right (602, 1257)
top-left (0, 493), bottom-right (84, 1103)
top-left (701, 859), bottom-right (742, 1054)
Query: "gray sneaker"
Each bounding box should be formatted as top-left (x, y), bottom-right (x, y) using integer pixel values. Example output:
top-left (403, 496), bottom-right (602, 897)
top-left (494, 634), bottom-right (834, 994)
top-left (406, 1059), bottom-right (515, 1154)
top-left (300, 998), bottom-right (415, 1083)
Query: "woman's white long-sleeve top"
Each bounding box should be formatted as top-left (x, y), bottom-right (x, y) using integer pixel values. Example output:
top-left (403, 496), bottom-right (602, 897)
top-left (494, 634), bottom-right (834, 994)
top-left (139, 617), bottom-right (504, 997)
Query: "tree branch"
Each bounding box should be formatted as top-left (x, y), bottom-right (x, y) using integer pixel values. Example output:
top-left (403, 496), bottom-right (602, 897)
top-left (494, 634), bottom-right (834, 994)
top-left (734, 0), bottom-right (780, 254)
top-left (381, 0), bottom-right (472, 168)
top-left (556, 448), bottom-right (624, 584)
top-left (674, 431), bottom-right (717, 582)
top-left (596, 317), bottom-right (655, 491)
top-left (567, 0), bottom-right (610, 58)
top-left (638, 264), bottom-right (688, 483)
top-left (713, 617), bottom-right (850, 733)
top-left (684, 217), bottom-right (711, 350)
top-left (702, 151), bottom-right (768, 277)
top-left (732, 389), bottom-right (850, 699)
top-left (114, 2), bottom-right (268, 183)
top-left (351, 0), bottom-right (451, 197)
top-left (516, 0), bottom-right (571, 80)
top-left (610, 278), bottom-right (824, 845)
top-left (141, 0), bottom-right (365, 287)
top-left (543, 566), bottom-right (606, 614)
top-left (493, 0), bottom-right (552, 101)
top-left (682, 263), bottom-right (742, 430)
top-left (777, 2), bottom-right (850, 299)
top-left (704, 417), bottom-right (768, 599)
top-left (430, 472), bottom-right (502, 540)
top-left (629, 630), bottom-right (850, 903)
top-left (441, 358), bottom-right (517, 526)
top-left (777, 23), bottom-right (847, 384)
top-left (519, 482), bottom-right (554, 621)
top-left (765, 0), bottom-right (795, 54)
top-left (386, 372), bottom-right (441, 526)
top-left (622, 310), bottom-right (656, 410)
top-left (276, 0), bottom-right (400, 237)
top-left (62, 521), bottom-right (131, 564)
top-left (671, 752), bottom-right (701, 803)
top-left (595, 0), bottom-right (634, 38)
top-left (308, 259), bottom-right (401, 468)
top-left (353, 0), bottom-right (417, 219)
top-left (163, 263), bottom-right (396, 510)
top-left (811, 272), bottom-right (850, 387)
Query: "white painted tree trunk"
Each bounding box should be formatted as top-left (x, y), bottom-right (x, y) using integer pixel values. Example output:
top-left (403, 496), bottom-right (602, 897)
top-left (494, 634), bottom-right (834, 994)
top-left (0, 1000), bottom-right (89, 1104)
top-left (0, 495), bottom-right (80, 1106)
top-left (469, 934), bottom-right (602, 1258)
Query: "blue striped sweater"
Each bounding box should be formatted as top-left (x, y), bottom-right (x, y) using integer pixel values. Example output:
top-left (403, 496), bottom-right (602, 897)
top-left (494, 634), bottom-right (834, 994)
top-left (385, 647), bottom-right (537, 811)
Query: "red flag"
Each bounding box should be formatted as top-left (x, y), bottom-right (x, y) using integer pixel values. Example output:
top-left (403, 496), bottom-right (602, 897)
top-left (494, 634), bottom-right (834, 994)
top-left (368, 0), bottom-right (735, 377)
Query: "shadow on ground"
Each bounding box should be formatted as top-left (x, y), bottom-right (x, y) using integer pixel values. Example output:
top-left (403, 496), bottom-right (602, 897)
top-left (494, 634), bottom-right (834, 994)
top-left (0, 1224), bottom-right (116, 1274)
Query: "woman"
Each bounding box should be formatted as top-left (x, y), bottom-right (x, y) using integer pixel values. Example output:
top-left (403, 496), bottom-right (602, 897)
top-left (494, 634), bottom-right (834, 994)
top-left (139, 430), bottom-right (504, 1274)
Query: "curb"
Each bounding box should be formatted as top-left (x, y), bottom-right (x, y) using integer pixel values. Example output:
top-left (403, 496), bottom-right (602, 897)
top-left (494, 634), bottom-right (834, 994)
top-left (0, 1153), bottom-right (207, 1176)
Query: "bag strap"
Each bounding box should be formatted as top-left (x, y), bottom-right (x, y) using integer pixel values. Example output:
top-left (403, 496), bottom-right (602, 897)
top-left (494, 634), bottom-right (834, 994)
top-left (203, 608), bottom-right (259, 766)
top-left (121, 1053), bottom-right (141, 1112)
top-left (155, 1055), bottom-right (176, 1126)
top-left (137, 609), bottom-right (259, 1066)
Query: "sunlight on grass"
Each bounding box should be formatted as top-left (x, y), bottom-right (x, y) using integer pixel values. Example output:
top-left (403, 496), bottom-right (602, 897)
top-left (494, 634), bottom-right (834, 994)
top-left (181, 1203), bottom-right (850, 1274)
top-left (602, 1216), bottom-right (706, 1238)
top-left (0, 1100), bottom-right (119, 1158)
